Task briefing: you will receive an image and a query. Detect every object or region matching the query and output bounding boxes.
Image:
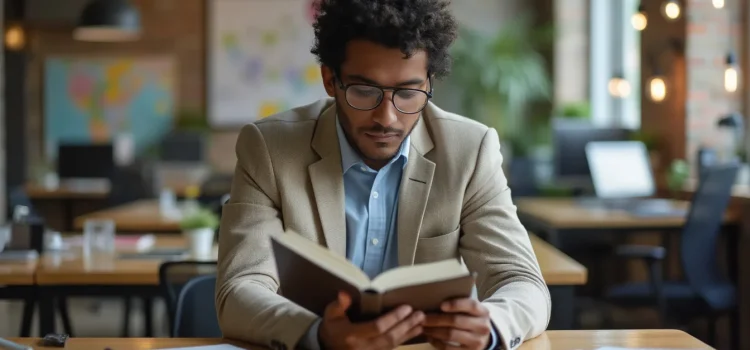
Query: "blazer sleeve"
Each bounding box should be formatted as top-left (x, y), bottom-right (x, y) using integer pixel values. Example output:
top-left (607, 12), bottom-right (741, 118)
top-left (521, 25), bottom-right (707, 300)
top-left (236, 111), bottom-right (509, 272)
top-left (215, 124), bottom-right (318, 349)
top-left (458, 128), bottom-right (551, 350)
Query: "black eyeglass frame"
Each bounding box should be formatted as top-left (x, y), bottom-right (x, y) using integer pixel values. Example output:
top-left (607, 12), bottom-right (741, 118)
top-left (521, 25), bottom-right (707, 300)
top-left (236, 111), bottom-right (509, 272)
top-left (334, 74), bottom-right (434, 114)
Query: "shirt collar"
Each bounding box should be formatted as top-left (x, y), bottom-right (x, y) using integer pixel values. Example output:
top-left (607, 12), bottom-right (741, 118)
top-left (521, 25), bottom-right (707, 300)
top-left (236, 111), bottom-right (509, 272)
top-left (336, 115), bottom-right (410, 173)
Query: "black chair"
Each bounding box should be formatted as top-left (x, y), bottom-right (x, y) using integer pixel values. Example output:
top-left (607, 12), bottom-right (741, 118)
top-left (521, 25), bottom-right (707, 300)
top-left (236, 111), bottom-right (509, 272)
top-left (604, 164), bottom-right (739, 347)
top-left (159, 261), bottom-right (218, 336)
top-left (7, 186), bottom-right (75, 337)
top-left (173, 274), bottom-right (222, 337)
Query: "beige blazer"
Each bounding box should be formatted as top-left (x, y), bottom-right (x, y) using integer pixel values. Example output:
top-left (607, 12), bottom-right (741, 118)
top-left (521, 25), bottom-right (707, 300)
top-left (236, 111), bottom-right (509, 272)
top-left (216, 98), bottom-right (550, 350)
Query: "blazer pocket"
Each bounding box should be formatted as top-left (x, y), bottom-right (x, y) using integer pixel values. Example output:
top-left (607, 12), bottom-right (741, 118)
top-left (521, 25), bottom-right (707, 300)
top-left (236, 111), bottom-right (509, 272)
top-left (414, 228), bottom-right (461, 263)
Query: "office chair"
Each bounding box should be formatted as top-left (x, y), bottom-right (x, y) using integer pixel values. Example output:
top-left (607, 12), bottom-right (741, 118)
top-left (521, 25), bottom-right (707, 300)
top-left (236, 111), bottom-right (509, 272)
top-left (604, 164), bottom-right (739, 348)
top-left (159, 260), bottom-right (218, 336)
top-left (8, 186), bottom-right (75, 337)
top-left (173, 274), bottom-right (222, 337)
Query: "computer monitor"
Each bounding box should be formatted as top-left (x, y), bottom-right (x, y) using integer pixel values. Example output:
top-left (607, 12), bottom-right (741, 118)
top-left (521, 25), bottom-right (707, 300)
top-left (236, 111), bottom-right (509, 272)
top-left (585, 141), bottom-right (655, 199)
top-left (57, 143), bottom-right (115, 179)
top-left (552, 119), bottom-right (631, 185)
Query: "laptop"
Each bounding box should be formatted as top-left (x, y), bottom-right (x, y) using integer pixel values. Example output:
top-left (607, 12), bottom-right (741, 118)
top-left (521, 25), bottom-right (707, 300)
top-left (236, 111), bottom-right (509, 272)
top-left (580, 141), bottom-right (686, 217)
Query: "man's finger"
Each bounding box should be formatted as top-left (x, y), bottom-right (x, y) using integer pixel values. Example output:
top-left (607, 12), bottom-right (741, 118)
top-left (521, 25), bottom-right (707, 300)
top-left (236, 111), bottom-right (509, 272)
top-left (354, 305), bottom-right (414, 336)
top-left (423, 327), bottom-right (483, 348)
top-left (423, 314), bottom-right (491, 334)
top-left (441, 298), bottom-right (488, 317)
top-left (370, 311), bottom-right (425, 349)
top-left (324, 291), bottom-right (352, 320)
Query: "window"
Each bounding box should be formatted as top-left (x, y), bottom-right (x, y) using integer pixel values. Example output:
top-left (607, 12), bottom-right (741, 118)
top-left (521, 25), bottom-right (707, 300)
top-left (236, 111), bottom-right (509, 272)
top-left (590, 0), bottom-right (641, 129)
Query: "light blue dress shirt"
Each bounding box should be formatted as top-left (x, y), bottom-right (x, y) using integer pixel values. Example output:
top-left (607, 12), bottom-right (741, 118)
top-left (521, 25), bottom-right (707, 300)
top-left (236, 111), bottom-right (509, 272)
top-left (337, 118), bottom-right (408, 279)
top-left (300, 118), bottom-right (498, 349)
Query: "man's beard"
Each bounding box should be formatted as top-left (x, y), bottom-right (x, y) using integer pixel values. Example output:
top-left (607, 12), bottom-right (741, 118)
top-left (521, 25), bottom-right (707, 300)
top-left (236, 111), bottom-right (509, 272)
top-left (335, 98), bottom-right (418, 163)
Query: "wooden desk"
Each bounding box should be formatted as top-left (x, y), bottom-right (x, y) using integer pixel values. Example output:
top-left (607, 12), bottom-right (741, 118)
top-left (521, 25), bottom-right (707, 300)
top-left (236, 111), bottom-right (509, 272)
top-left (36, 235), bottom-right (191, 285)
top-left (0, 259), bottom-right (37, 285)
top-left (516, 197), bottom-right (740, 230)
top-left (25, 182), bottom-right (110, 200)
top-left (74, 200), bottom-right (181, 232)
top-left (8, 329), bottom-right (711, 349)
top-left (530, 234), bottom-right (587, 286)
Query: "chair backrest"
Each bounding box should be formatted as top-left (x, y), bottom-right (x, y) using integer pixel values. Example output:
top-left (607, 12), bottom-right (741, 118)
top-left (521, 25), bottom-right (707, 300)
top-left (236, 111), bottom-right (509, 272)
top-left (680, 164), bottom-right (738, 306)
top-left (108, 166), bottom-right (151, 206)
top-left (159, 260), bottom-right (218, 335)
top-left (173, 274), bottom-right (222, 337)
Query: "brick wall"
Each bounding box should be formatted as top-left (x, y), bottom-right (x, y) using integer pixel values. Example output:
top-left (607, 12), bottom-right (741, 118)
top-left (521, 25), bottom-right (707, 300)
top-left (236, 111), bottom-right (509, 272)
top-left (25, 0), bottom-right (206, 172)
top-left (685, 0), bottom-right (743, 165)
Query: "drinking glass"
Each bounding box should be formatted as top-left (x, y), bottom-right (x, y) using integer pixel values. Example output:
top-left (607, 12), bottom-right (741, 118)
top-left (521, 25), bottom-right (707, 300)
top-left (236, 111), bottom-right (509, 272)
top-left (83, 219), bottom-right (116, 256)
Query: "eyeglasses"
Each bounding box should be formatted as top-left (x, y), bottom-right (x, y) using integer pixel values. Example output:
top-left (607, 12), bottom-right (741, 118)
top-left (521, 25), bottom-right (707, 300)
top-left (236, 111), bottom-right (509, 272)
top-left (335, 75), bottom-right (433, 114)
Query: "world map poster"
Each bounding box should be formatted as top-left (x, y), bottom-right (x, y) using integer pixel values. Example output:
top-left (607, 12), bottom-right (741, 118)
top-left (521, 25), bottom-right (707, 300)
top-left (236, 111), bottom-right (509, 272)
top-left (208, 0), bottom-right (328, 127)
top-left (44, 56), bottom-right (176, 158)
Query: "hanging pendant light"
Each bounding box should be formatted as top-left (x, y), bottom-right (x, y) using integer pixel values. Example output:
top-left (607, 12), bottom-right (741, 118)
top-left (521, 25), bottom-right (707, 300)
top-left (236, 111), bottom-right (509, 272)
top-left (632, 3), bottom-right (648, 31)
top-left (662, 0), bottom-right (681, 21)
top-left (74, 0), bottom-right (141, 42)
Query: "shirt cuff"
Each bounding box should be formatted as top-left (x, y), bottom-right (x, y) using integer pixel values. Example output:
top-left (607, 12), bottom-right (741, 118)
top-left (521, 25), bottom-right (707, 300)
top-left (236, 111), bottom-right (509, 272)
top-left (298, 318), bottom-right (322, 350)
top-left (487, 320), bottom-right (501, 350)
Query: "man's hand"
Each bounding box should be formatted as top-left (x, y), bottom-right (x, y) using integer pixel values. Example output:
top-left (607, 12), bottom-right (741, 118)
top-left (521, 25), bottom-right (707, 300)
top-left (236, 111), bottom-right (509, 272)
top-left (319, 292), bottom-right (425, 350)
top-left (423, 298), bottom-right (493, 350)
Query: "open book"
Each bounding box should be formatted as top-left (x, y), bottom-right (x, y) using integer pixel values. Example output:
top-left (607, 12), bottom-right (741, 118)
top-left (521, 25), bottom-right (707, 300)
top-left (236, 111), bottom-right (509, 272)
top-left (271, 232), bottom-right (475, 321)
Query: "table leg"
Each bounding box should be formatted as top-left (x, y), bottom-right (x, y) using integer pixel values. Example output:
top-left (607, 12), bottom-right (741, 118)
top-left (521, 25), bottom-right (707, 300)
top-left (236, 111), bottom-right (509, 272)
top-left (547, 285), bottom-right (575, 330)
top-left (143, 297), bottom-right (154, 337)
top-left (37, 288), bottom-right (55, 336)
top-left (19, 297), bottom-right (35, 337)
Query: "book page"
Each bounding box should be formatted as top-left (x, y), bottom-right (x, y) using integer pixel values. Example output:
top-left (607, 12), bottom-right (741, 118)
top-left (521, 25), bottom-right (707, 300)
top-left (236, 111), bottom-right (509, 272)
top-left (371, 259), bottom-right (469, 291)
top-left (272, 232), bottom-right (371, 288)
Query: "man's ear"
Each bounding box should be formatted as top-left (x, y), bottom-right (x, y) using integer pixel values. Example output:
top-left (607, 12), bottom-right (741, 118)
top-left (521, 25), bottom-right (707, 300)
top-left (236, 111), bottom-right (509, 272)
top-left (321, 66), bottom-right (336, 97)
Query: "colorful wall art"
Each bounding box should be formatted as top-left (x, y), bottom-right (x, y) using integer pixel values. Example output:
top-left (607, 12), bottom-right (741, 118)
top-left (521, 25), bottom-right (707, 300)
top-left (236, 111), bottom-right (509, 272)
top-left (208, 0), bottom-right (328, 127)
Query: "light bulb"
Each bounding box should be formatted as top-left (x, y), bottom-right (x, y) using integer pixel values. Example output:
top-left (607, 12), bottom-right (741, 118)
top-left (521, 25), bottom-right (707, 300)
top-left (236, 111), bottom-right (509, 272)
top-left (725, 67), bottom-right (738, 93)
top-left (713, 0), bottom-right (725, 8)
top-left (725, 53), bottom-right (739, 93)
top-left (631, 10), bottom-right (648, 31)
top-left (4, 25), bottom-right (24, 51)
top-left (662, 0), bottom-right (681, 20)
top-left (608, 77), bottom-right (631, 98)
top-left (649, 76), bottom-right (667, 102)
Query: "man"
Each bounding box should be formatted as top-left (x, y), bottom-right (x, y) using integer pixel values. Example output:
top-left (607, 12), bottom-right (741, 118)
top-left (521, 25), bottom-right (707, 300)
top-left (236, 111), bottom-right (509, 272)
top-left (215, 0), bottom-right (550, 349)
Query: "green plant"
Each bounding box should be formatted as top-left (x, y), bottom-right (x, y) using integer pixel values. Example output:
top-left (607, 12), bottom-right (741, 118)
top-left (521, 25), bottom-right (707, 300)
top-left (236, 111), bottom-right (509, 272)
top-left (630, 130), bottom-right (659, 152)
top-left (558, 102), bottom-right (590, 119)
top-left (175, 109), bottom-right (210, 132)
top-left (450, 14), bottom-right (553, 155)
top-left (666, 159), bottom-right (689, 192)
top-left (180, 208), bottom-right (220, 231)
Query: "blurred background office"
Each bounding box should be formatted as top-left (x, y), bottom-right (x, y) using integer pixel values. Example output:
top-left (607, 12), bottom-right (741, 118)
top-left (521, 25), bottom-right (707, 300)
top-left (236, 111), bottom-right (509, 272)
top-left (0, 0), bottom-right (748, 349)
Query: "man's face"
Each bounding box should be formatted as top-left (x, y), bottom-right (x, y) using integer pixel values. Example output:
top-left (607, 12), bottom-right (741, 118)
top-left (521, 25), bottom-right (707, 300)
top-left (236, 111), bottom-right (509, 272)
top-left (322, 40), bottom-right (430, 169)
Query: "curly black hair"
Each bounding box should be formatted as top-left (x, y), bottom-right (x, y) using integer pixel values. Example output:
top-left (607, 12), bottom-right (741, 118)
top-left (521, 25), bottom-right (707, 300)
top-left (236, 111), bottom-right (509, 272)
top-left (311, 0), bottom-right (458, 79)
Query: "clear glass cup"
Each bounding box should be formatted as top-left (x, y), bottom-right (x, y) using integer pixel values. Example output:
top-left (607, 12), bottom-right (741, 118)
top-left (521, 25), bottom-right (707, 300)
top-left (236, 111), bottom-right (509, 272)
top-left (83, 219), bottom-right (116, 257)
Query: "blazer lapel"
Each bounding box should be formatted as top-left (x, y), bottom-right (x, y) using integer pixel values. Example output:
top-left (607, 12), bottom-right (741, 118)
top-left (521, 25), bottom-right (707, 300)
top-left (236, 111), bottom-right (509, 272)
top-left (309, 101), bottom-right (347, 257)
top-left (397, 115), bottom-right (436, 265)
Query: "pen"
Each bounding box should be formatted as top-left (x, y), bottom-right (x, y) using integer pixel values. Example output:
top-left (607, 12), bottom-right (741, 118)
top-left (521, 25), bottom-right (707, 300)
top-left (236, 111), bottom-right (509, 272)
top-left (0, 337), bottom-right (32, 350)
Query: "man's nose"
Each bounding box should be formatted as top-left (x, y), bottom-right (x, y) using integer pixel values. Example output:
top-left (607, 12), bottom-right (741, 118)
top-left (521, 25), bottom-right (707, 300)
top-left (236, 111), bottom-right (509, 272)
top-left (371, 92), bottom-right (398, 127)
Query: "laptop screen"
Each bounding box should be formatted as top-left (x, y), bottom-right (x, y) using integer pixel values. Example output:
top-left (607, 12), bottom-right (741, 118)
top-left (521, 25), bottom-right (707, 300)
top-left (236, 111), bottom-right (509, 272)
top-left (585, 141), bottom-right (655, 199)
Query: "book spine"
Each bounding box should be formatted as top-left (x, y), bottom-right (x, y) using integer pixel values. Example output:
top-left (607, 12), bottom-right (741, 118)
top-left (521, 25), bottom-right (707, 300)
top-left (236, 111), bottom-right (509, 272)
top-left (359, 291), bottom-right (383, 317)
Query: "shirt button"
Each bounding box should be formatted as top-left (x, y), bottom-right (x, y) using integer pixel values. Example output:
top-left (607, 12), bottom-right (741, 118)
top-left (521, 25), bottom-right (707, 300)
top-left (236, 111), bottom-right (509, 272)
top-left (360, 166), bottom-right (367, 172)
top-left (372, 238), bottom-right (379, 245)
top-left (372, 191), bottom-right (379, 199)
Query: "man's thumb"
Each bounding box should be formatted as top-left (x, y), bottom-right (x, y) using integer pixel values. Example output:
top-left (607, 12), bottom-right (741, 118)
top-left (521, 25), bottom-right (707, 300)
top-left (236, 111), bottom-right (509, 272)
top-left (325, 291), bottom-right (352, 319)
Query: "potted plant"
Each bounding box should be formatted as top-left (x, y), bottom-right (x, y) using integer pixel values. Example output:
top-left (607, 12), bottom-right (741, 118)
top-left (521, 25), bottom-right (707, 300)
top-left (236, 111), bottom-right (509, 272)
top-left (666, 159), bottom-right (689, 198)
top-left (179, 208), bottom-right (220, 258)
top-left (450, 13), bottom-right (553, 191)
top-left (557, 102), bottom-right (591, 119)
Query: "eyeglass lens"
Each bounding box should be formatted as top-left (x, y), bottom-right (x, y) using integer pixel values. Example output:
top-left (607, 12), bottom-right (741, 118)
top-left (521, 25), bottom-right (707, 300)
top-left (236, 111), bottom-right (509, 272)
top-left (345, 85), bottom-right (428, 113)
